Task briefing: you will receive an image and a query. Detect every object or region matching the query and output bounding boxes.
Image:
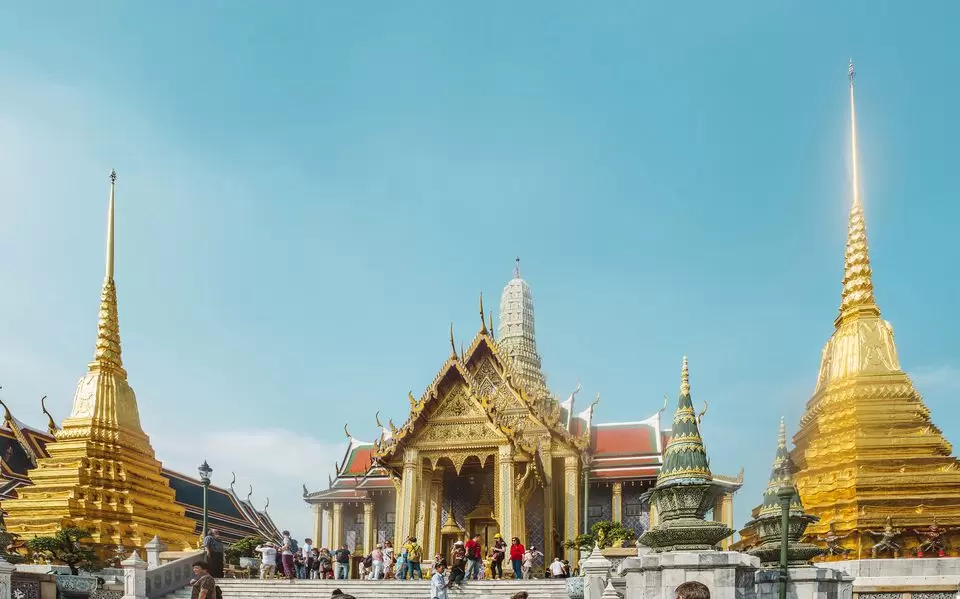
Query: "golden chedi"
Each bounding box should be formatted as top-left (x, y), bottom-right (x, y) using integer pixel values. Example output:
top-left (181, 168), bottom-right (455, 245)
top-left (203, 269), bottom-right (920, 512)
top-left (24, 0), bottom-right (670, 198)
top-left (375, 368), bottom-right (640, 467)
top-left (792, 63), bottom-right (960, 558)
top-left (4, 172), bottom-right (196, 550)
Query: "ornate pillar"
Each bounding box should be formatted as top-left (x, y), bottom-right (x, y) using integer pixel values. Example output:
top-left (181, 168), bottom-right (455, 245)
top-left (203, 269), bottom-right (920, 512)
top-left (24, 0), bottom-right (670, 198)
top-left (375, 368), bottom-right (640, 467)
top-left (428, 466), bottom-right (444, 559)
top-left (312, 504), bottom-right (322, 548)
top-left (363, 502), bottom-right (376, 554)
top-left (541, 447), bottom-right (556, 564)
top-left (332, 502), bottom-right (344, 549)
top-left (563, 455), bottom-right (581, 563)
top-left (416, 460), bottom-right (431, 548)
top-left (400, 449), bottom-right (419, 542)
top-left (393, 480), bottom-right (405, 544)
top-left (612, 482), bottom-right (623, 523)
top-left (713, 492), bottom-right (735, 550)
top-left (498, 444), bottom-right (515, 543)
top-left (322, 506), bottom-right (333, 549)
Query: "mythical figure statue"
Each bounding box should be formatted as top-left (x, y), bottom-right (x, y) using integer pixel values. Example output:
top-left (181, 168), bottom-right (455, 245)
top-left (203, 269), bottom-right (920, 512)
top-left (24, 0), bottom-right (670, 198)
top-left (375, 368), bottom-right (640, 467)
top-left (912, 517), bottom-right (955, 558)
top-left (819, 522), bottom-right (852, 557)
top-left (866, 516), bottom-right (902, 558)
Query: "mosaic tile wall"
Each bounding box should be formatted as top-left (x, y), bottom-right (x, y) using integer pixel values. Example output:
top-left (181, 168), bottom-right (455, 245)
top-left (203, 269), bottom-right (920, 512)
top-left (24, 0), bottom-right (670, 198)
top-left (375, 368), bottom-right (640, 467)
top-left (440, 469), bottom-right (493, 530)
top-left (344, 504), bottom-right (364, 552)
top-left (524, 487), bottom-right (545, 550)
top-left (375, 494), bottom-right (394, 545)
top-left (586, 485), bottom-right (612, 531)
top-left (621, 483), bottom-right (649, 538)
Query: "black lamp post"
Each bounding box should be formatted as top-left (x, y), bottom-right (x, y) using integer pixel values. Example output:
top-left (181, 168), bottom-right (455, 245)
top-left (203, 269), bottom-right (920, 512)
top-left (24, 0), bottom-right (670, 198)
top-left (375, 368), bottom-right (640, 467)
top-left (777, 485), bottom-right (792, 599)
top-left (199, 460), bottom-right (213, 539)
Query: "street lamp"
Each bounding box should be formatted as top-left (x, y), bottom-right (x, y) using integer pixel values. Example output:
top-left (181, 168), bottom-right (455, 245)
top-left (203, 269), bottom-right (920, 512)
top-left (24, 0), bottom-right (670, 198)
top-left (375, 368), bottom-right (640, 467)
top-left (777, 484), bottom-right (793, 599)
top-left (199, 460), bottom-right (213, 539)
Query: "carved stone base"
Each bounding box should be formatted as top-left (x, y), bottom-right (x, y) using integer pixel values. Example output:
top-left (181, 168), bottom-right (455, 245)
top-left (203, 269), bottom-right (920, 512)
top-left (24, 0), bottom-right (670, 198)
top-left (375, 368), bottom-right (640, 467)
top-left (639, 518), bottom-right (733, 552)
top-left (748, 540), bottom-right (824, 568)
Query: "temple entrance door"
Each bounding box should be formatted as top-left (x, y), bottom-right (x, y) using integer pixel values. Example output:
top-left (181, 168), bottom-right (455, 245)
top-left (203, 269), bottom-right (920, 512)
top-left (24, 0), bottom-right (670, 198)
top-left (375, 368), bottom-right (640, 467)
top-left (469, 519), bottom-right (500, 553)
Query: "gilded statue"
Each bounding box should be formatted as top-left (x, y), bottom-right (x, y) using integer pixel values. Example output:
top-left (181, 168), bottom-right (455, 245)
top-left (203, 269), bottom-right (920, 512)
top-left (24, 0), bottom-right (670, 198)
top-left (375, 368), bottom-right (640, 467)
top-left (912, 517), bottom-right (955, 558)
top-left (865, 516), bottom-right (902, 558)
top-left (818, 522), bottom-right (852, 557)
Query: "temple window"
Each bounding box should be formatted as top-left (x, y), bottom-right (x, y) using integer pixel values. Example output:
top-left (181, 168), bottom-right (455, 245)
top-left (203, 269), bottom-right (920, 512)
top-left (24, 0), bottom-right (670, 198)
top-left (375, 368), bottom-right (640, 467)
top-left (625, 503), bottom-right (642, 518)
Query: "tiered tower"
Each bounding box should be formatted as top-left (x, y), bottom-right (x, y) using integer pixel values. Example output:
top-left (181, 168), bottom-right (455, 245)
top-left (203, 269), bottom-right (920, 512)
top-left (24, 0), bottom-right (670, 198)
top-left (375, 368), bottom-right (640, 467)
top-left (497, 258), bottom-right (550, 399)
top-left (792, 63), bottom-right (960, 555)
top-left (3, 172), bottom-right (197, 550)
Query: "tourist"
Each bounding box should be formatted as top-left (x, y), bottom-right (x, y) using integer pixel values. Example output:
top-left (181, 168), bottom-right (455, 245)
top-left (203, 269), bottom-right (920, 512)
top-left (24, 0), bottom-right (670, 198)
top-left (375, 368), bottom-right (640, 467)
top-left (509, 537), bottom-right (525, 579)
top-left (405, 536), bottom-right (423, 580)
top-left (561, 558), bottom-right (570, 578)
top-left (448, 540), bottom-right (466, 587)
top-left (302, 537), bottom-right (315, 579)
top-left (368, 544), bottom-right (385, 579)
top-left (430, 562), bottom-right (449, 599)
top-left (331, 588), bottom-right (357, 599)
top-left (202, 529), bottom-right (224, 578)
top-left (490, 533), bottom-right (506, 579)
top-left (280, 531), bottom-right (297, 582)
top-left (190, 561), bottom-right (217, 599)
top-left (549, 557), bottom-right (566, 578)
top-left (676, 581), bottom-right (711, 599)
top-left (383, 540), bottom-right (395, 578)
top-left (395, 543), bottom-right (409, 580)
top-left (465, 534), bottom-right (483, 580)
top-left (334, 544), bottom-right (351, 580)
top-left (294, 551), bottom-right (305, 580)
top-left (317, 548), bottom-right (334, 579)
top-left (255, 541), bottom-right (277, 579)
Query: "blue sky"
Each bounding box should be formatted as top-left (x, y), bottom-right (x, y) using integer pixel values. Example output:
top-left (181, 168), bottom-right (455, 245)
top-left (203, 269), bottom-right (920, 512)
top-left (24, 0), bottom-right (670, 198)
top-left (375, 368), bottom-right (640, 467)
top-left (1, 2), bottom-right (959, 539)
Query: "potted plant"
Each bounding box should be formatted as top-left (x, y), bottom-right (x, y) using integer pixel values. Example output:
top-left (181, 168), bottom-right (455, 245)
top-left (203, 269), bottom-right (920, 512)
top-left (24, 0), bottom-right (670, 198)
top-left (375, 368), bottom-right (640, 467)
top-left (26, 527), bottom-right (104, 598)
top-left (225, 536), bottom-right (264, 573)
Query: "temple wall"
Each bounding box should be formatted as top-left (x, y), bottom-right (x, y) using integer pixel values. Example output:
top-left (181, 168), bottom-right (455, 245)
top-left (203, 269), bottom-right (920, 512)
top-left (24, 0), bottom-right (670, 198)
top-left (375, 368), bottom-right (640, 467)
top-left (524, 486), bottom-right (545, 550)
top-left (622, 482), bottom-right (650, 539)
top-left (342, 504), bottom-right (364, 552)
top-left (587, 484), bottom-right (613, 531)
top-left (374, 493), bottom-right (395, 545)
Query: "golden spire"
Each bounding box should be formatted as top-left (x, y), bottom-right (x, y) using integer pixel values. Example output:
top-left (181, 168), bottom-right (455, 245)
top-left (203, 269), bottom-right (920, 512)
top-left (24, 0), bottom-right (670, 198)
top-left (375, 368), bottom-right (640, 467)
top-left (91, 170), bottom-right (125, 377)
top-left (837, 61), bottom-right (878, 325)
top-left (680, 355), bottom-right (690, 396)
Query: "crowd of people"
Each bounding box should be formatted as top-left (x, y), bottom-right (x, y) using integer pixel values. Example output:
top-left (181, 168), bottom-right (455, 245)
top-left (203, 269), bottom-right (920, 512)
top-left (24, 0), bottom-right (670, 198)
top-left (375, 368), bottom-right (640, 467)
top-left (246, 530), bottom-right (569, 583)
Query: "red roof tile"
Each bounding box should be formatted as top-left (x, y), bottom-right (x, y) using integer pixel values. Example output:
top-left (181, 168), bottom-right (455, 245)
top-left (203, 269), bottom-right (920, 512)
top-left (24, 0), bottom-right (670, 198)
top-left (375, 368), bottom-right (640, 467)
top-left (591, 422), bottom-right (659, 456)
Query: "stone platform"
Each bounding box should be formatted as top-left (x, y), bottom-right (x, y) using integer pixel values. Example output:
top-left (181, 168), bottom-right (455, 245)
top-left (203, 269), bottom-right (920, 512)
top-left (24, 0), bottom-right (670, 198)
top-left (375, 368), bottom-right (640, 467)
top-left (816, 557), bottom-right (960, 578)
top-left (618, 550), bottom-right (761, 599)
top-left (756, 567), bottom-right (852, 599)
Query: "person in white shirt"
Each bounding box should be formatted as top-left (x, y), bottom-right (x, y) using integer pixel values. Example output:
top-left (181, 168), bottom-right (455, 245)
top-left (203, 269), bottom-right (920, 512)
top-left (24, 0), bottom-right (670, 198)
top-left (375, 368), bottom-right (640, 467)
top-left (302, 538), bottom-right (315, 579)
top-left (549, 557), bottom-right (566, 578)
top-left (430, 562), bottom-right (449, 599)
top-left (255, 542), bottom-right (277, 579)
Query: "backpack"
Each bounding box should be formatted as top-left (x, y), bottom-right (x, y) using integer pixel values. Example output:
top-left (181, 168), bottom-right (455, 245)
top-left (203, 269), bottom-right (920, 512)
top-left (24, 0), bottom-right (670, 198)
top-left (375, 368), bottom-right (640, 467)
top-left (409, 544), bottom-right (422, 562)
top-left (289, 538), bottom-right (299, 554)
top-left (215, 585), bottom-right (223, 599)
top-left (363, 554), bottom-right (373, 568)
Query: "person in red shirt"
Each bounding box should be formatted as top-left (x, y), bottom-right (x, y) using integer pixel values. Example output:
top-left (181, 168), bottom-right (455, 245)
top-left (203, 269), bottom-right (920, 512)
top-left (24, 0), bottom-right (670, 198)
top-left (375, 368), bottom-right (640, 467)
top-left (464, 534), bottom-right (483, 580)
top-left (508, 537), bottom-right (525, 580)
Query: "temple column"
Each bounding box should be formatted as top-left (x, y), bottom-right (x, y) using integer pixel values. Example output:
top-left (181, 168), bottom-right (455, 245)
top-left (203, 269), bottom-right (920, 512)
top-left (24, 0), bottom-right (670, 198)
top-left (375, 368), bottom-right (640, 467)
top-left (332, 502), bottom-right (344, 549)
top-left (713, 492), bottom-right (735, 550)
top-left (563, 455), bottom-right (581, 563)
top-left (392, 480), bottom-right (405, 544)
top-left (612, 482), bottom-right (623, 523)
top-left (542, 447), bottom-right (556, 565)
top-left (312, 504), bottom-right (322, 548)
top-left (416, 460), bottom-right (431, 549)
top-left (399, 449), bottom-right (419, 542)
top-left (498, 445), bottom-right (514, 543)
top-left (322, 507), bottom-right (333, 549)
top-left (363, 502), bottom-right (375, 554)
top-left (428, 466), bottom-right (444, 559)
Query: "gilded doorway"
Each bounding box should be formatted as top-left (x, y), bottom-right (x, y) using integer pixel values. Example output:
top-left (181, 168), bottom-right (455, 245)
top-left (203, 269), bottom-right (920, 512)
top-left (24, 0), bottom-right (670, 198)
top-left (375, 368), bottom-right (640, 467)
top-left (436, 455), bottom-right (496, 558)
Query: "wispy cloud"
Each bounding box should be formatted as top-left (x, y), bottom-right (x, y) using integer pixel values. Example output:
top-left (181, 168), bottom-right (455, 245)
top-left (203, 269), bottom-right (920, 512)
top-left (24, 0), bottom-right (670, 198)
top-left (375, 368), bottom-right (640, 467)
top-left (911, 364), bottom-right (960, 393)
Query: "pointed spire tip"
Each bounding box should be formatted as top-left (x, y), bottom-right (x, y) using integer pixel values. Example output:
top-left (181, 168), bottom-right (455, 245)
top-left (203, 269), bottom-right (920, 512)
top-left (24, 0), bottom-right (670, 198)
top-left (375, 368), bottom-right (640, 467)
top-left (680, 356), bottom-right (690, 396)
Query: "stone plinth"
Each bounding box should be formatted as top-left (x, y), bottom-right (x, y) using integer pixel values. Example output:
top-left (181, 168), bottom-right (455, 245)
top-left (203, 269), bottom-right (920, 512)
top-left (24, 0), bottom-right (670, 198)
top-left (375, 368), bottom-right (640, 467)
top-left (618, 550), bottom-right (760, 599)
top-left (815, 557), bottom-right (960, 578)
top-left (755, 567), bottom-right (851, 599)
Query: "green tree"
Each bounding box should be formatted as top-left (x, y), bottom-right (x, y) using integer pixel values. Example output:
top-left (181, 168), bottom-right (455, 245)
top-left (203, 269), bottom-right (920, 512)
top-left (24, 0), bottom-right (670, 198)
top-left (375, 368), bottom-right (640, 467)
top-left (225, 536), bottom-right (264, 566)
top-left (562, 521), bottom-right (637, 551)
top-left (26, 527), bottom-right (103, 575)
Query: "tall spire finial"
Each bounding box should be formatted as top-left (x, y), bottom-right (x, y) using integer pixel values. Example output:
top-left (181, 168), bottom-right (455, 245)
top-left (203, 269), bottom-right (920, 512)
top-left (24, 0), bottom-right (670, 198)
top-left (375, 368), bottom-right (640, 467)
top-left (449, 322), bottom-right (457, 359)
top-left (680, 356), bottom-right (690, 396)
top-left (480, 292), bottom-right (487, 333)
top-left (778, 416), bottom-right (787, 449)
top-left (91, 171), bottom-right (125, 375)
top-left (514, 256), bottom-right (521, 278)
top-left (837, 60), bottom-right (877, 323)
top-left (106, 170), bottom-right (117, 279)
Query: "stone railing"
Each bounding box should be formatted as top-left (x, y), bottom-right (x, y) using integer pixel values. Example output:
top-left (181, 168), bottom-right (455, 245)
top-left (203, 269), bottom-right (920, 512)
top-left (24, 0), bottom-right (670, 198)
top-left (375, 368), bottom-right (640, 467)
top-left (140, 548), bottom-right (203, 599)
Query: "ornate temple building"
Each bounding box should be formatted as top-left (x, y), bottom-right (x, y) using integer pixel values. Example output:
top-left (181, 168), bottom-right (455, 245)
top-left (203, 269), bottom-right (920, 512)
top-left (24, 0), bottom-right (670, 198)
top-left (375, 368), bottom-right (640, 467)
top-left (305, 262), bottom-right (742, 566)
top-left (0, 173), bottom-right (279, 547)
top-left (736, 64), bottom-right (960, 557)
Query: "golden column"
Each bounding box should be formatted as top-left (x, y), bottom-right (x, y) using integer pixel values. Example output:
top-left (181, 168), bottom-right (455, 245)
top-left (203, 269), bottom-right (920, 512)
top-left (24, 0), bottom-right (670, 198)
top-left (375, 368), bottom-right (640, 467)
top-left (649, 502), bottom-right (659, 528)
top-left (399, 449), bottom-right (419, 540)
top-left (612, 482), bottom-right (623, 522)
top-left (427, 466), bottom-right (444, 558)
top-left (313, 504), bottom-right (322, 548)
top-left (392, 481), bottom-right (405, 544)
top-left (363, 502), bottom-right (376, 554)
top-left (563, 455), bottom-right (581, 563)
top-left (498, 445), bottom-right (515, 543)
top-left (332, 503), bottom-right (344, 549)
top-left (416, 460), bottom-right (431, 549)
top-left (323, 507), bottom-right (334, 549)
top-left (712, 493), bottom-right (734, 550)
top-left (541, 447), bottom-right (555, 564)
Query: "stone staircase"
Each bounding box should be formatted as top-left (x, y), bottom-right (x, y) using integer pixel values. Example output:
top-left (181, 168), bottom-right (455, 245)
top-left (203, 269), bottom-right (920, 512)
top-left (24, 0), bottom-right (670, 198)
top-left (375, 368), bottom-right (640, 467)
top-left (160, 578), bottom-right (570, 599)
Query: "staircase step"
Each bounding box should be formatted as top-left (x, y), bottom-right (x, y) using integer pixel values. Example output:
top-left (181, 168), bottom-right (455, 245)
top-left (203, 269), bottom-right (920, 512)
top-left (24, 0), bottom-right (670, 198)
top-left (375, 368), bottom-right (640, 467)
top-left (159, 578), bottom-right (571, 599)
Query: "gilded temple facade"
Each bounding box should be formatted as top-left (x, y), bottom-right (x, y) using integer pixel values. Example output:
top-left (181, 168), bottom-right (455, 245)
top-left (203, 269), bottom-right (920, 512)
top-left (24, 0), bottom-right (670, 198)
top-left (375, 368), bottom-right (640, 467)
top-left (0, 173), bottom-right (278, 548)
top-left (736, 63), bottom-right (960, 558)
top-left (305, 266), bottom-right (742, 567)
